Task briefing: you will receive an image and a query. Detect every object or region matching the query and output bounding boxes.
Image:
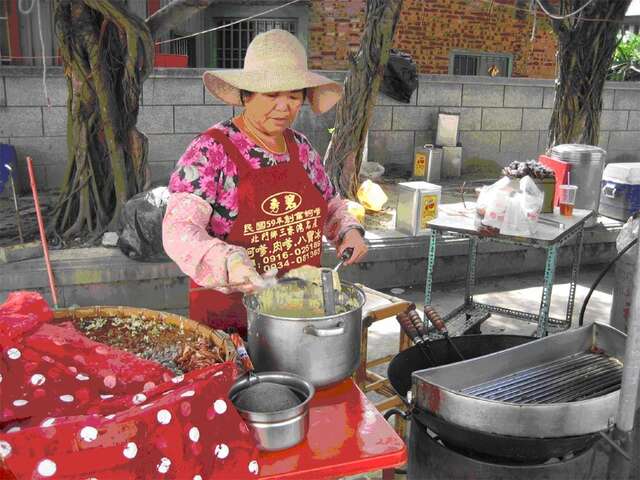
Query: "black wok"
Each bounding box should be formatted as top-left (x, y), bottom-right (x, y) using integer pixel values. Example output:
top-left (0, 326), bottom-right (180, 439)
top-left (387, 335), bottom-right (601, 463)
top-left (387, 334), bottom-right (532, 400)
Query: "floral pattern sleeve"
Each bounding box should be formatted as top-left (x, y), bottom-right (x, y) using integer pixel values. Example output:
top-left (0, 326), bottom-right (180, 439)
top-left (168, 133), bottom-right (239, 239)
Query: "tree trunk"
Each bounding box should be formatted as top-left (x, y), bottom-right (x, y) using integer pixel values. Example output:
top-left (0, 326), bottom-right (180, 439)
top-left (546, 0), bottom-right (631, 149)
top-left (324, 0), bottom-right (403, 200)
top-left (52, 0), bottom-right (218, 243)
top-left (52, 0), bottom-right (153, 241)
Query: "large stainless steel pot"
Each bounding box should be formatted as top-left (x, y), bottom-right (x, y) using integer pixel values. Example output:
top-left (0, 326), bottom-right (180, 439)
top-left (244, 282), bottom-right (366, 388)
top-left (549, 144), bottom-right (606, 225)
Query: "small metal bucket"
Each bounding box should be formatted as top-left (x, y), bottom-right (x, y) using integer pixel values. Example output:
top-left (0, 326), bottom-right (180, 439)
top-left (229, 371), bottom-right (315, 451)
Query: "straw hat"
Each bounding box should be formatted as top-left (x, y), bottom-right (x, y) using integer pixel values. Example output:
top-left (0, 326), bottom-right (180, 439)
top-left (203, 29), bottom-right (343, 114)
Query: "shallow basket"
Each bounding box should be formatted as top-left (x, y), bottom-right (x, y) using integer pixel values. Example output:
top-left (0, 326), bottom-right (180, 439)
top-left (53, 305), bottom-right (237, 364)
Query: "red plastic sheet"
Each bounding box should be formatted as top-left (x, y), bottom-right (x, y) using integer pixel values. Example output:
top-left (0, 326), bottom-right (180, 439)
top-left (0, 292), bottom-right (260, 479)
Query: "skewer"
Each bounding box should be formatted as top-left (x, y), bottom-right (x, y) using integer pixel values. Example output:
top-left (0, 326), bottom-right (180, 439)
top-left (396, 307), bottom-right (438, 366)
top-left (424, 306), bottom-right (465, 361)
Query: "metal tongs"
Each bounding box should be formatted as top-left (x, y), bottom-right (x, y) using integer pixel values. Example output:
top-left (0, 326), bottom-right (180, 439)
top-left (321, 248), bottom-right (354, 315)
top-left (538, 217), bottom-right (565, 230)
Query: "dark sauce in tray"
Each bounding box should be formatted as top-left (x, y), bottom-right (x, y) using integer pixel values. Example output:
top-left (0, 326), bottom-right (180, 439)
top-left (69, 316), bottom-right (224, 375)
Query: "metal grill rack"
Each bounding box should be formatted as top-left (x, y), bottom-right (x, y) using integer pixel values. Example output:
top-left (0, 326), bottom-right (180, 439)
top-left (462, 352), bottom-right (622, 404)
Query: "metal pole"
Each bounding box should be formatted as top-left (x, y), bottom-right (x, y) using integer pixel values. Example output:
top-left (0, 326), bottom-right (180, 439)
top-left (26, 157), bottom-right (59, 308)
top-left (607, 226), bottom-right (640, 480)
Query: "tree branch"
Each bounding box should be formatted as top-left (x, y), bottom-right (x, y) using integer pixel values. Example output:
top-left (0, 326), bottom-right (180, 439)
top-left (324, 0), bottom-right (403, 199)
top-left (146, 0), bottom-right (219, 38)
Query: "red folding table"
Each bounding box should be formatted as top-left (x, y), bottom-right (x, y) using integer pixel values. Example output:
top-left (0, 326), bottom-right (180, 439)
top-left (257, 378), bottom-right (407, 479)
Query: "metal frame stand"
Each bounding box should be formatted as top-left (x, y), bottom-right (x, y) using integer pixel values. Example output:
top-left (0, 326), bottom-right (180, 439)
top-left (425, 221), bottom-right (587, 338)
top-left (607, 227), bottom-right (640, 479)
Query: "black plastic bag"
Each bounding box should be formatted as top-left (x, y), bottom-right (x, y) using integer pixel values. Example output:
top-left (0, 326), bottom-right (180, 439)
top-left (118, 187), bottom-right (171, 262)
top-left (381, 49), bottom-right (418, 103)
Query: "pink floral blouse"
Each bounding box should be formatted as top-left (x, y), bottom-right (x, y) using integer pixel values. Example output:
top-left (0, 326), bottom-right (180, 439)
top-left (163, 120), bottom-right (363, 290)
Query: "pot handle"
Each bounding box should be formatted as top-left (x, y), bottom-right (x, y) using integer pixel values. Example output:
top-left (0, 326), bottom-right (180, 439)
top-left (304, 322), bottom-right (345, 337)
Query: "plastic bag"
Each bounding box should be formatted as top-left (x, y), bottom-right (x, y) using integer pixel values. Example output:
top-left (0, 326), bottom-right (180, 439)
top-left (360, 161), bottom-right (385, 181)
top-left (617, 213), bottom-right (640, 256)
top-left (476, 177), bottom-right (512, 229)
top-left (118, 186), bottom-right (171, 262)
top-left (476, 176), bottom-right (542, 236)
top-left (381, 49), bottom-right (418, 103)
top-left (501, 176), bottom-right (543, 236)
top-left (357, 180), bottom-right (388, 211)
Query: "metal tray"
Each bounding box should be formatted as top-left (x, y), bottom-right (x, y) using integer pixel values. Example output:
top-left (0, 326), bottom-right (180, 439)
top-left (411, 323), bottom-right (626, 438)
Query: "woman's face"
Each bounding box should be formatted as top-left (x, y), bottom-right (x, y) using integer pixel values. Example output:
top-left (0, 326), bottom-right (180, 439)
top-left (243, 90), bottom-right (305, 134)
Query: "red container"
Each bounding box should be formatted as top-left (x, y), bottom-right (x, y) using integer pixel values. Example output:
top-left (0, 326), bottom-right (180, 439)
top-left (539, 154), bottom-right (571, 207)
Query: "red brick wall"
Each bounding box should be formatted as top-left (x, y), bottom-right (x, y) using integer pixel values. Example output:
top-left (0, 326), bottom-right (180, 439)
top-left (308, 0), bottom-right (557, 79)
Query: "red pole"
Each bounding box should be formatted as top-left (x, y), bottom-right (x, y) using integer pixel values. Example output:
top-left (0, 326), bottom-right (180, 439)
top-left (26, 157), bottom-right (59, 308)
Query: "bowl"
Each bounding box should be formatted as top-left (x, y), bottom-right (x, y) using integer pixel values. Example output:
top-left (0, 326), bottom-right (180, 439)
top-left (229, 371), bottom-right (315, 451)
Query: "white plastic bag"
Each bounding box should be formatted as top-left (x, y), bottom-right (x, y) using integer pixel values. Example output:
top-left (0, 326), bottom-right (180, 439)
top-left (500, 176), bottom-right (543, 236)
top-left (476, 176), bottom-right (542, 236)
top-left (476, 177), bottom-right (512, 229)
top-left (617, 214), bottom-right (640, 255)
top-left (360, 162), bottom-right (385, 181)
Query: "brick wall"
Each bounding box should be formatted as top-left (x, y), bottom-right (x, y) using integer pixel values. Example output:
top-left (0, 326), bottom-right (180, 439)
top-left (308, 0), bottom-right (557, 78)
top-left (3, 67), bottom-right (640, 193)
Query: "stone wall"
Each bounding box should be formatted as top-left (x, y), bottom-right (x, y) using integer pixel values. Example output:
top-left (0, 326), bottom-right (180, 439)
top-left (2, 67), bottom-right (640, 192)
top-left (309, 0), bottom-right (557, 78)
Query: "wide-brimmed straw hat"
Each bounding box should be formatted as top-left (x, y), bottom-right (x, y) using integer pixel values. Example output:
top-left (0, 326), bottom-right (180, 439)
top-left (203, 29), bottom-right (343, 114)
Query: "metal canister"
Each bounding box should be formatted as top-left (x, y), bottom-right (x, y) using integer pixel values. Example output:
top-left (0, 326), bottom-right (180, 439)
top-left (395, 181), bottom-right (442, 236)
top-left (413, 144), bottom-right (442, 182)
top-left (549, 144), bottom-right (606, 223)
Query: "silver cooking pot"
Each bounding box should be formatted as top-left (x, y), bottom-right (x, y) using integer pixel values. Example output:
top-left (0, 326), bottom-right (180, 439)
top-left (244, 282), bottom-right (366, 388)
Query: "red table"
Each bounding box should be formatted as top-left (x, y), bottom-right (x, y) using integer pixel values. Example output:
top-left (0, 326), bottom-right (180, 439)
top-left (257, 379), bottom-right (407, 479)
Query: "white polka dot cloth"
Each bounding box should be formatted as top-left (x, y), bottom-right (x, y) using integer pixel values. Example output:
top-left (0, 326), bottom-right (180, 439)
top-left (0, 292), bottom-right (259, 479)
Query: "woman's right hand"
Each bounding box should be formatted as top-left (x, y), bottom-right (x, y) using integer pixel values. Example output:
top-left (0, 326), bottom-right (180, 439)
top-left (227, 251), bottom-right (276, 293)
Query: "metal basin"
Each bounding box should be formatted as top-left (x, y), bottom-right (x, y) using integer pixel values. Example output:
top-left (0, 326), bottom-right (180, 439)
top-left (387, 334), bottom-right (603, 463)
top-left (229, 372), bottom-right (315, 451)
top-left (412, 323), bottom-right (626, 439)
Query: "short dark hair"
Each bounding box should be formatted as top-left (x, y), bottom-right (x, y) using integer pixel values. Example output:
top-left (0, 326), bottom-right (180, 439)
top-left (239, 89), bottom-right (307, 105)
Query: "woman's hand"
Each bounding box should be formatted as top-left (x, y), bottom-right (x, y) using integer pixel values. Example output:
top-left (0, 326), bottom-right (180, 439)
top-left (337, 229), bottom-right (368, 266)
top-left (227, 252), bottom-right (277, 293)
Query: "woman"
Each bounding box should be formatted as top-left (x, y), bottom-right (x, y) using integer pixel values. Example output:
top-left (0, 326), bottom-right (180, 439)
top-left (163, 29), bottom-right (368, 336)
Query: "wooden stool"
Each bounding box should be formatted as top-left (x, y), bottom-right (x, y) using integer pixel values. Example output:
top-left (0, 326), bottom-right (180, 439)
top-left (353, 285), bottom-right (413, 438)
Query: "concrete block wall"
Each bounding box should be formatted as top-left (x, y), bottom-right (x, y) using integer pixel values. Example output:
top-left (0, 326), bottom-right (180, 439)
top-left (3, 67), bottom-right (640, 191)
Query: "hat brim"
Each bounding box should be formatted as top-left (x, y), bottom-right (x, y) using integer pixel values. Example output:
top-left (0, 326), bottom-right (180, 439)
top-left (203, 69), bottom-right (343, 114)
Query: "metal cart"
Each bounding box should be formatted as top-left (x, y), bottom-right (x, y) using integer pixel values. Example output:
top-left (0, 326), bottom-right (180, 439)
top-left (425, 203), bottom-right (593, 338)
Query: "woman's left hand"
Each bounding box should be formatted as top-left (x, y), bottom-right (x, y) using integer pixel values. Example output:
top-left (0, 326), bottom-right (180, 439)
top-left (338, 229), bottom-right (368, 265)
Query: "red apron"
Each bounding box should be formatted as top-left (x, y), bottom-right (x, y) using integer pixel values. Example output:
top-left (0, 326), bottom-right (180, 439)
top-left (189, 127), bottom-right (328, 337)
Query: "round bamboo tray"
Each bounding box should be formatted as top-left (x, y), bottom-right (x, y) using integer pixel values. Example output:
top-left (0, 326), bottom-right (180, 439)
top-left (53, 305), bottom-right (237, 364)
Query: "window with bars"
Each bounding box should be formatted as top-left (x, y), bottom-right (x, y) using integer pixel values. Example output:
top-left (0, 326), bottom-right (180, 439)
top-left (0, 0), bottom-right (10, 63)
top-left (451, 52), bottom-right (512, 77)
top-left (211, 17), bottom-right (297, 68)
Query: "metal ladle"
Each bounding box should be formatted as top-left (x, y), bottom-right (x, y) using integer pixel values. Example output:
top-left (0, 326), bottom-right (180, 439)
top-left (321, 248), bottom-right (354, 315)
